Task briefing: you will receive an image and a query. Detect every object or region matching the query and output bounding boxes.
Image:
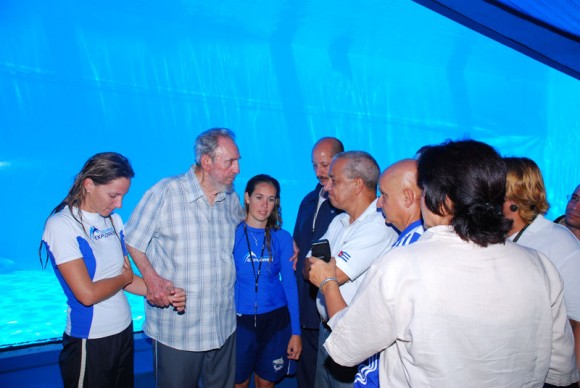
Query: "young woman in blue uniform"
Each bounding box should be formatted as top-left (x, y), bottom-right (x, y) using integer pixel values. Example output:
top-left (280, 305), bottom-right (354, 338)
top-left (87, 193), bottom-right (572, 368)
top-left (234, 174), bottom-right (302, 388)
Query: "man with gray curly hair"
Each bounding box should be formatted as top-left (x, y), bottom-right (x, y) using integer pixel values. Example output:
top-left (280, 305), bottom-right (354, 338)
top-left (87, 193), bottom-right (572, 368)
top-left (125, 128), bottom-right (245, 387)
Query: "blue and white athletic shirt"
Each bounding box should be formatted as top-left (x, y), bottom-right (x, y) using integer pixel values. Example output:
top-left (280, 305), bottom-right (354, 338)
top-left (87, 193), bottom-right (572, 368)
top-left (391, 220), bottom-right (424, 248)
top-left (353, 219), bottom-right (425, 388)
top-left (42, 207), bottom-right (132, 339)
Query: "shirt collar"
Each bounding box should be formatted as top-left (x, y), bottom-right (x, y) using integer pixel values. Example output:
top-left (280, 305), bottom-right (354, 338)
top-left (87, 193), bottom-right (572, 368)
top-left (339, 198), bottom-right (379, 226)
top-left (183, 166), bottom-right (226, 203)
top-left (507, 214), bottom-right (545, 240)
top-left (397, 219), bottom-right (423, 239)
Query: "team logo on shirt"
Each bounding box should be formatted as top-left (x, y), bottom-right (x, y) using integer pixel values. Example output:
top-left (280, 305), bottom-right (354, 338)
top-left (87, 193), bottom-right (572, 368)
top-left (244, 252), bottom-right (270, 263)
top-left (338, 250), bottom-right (350, 262)
top-left (89, 226), bottom-right (116, 241)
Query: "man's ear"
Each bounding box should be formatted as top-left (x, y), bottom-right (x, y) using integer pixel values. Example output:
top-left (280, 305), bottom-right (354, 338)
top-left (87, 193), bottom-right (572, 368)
top-left (402, 187), bottom-right (415, 208)
top-left (200, 154), bottom-right (213, 172)
top-left (354, 177), bottom-right (365, 194)
top-left (441, 195), bottom-right (454, 216)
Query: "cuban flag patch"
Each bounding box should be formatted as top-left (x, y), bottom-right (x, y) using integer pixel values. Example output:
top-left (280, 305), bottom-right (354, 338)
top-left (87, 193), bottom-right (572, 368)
top-left (337, 250), bottom-right (351, 262)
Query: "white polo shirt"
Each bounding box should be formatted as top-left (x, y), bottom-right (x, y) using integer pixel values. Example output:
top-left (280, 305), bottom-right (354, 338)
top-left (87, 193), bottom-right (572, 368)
top-left (316, 199), bottom-right (397, 321)
top-left (509, 214), bottom-right (580, 321)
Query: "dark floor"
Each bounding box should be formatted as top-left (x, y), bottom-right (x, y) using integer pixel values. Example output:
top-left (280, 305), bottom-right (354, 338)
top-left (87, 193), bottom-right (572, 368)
top-left (0, 335), bottom-right (298, 388)
top-left (136, 372), bottom-right (297, 388)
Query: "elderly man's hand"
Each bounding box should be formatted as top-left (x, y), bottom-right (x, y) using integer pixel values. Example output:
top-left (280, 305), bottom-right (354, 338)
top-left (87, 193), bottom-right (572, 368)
top-left (144, 273), bottom-right (174, 308)
top-left (302, 256), bottom-right (337, 288)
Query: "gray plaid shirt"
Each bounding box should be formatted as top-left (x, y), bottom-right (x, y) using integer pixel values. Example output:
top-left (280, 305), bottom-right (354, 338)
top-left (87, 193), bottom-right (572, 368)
top-left (125, 166), bottom-right (244, 351)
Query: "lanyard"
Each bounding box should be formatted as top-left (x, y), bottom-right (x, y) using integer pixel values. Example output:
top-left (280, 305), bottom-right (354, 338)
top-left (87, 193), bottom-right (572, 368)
top-left (244, 224), bottom-right (268, 293)
top-left (243, 223), bottom-right (271, 326)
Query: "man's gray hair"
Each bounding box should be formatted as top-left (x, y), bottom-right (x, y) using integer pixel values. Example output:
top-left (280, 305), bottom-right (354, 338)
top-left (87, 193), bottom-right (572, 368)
top-left (194, 128), bottom-right (236, 166)
top-left (334, 151), bottom-right (380, 191)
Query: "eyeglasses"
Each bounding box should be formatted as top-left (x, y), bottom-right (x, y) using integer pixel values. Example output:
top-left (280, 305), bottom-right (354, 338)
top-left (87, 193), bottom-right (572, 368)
top-left (568, 194), bottom-right (579, 203)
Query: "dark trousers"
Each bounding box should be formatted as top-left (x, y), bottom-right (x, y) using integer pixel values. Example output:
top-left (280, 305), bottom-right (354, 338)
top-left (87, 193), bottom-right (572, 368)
top-left (153, 331), bottom-right (236, 388)
top-left (296, 327), bottom-right (320, 388)
top-left (315, 322), bottom-right (358, 387)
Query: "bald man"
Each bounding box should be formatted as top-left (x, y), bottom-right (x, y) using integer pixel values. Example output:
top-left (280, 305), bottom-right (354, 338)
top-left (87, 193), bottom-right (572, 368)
top-left (306, 158), bottom-right (425, 388)
top-left (377, 159), bottom-right (423, 242)
top-left (293, 137), bottom-right (344, 388)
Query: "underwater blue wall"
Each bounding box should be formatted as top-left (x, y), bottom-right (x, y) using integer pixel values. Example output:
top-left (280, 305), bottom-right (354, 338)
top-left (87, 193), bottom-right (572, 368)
top-left (0, 0), bottom-right (579, 346)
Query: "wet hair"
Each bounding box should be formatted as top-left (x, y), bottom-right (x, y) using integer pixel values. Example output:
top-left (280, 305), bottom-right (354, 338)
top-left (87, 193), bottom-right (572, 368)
top-left (39, 152), bottom-right (134, 267)
top-left (244, 174), bottom-right (282, 255)
top-left (417, 139), bottom-right (512, 247)
top-left (194, 128), bottom-right (236, 166)
top-left (333, 151), bottom-right (380, 191)
top-left (313, 137), bottom-right (345, 156)
top-left (504, 157), bottom-right (549, 224)
top-left (49, 152), bottom-right (134, 216)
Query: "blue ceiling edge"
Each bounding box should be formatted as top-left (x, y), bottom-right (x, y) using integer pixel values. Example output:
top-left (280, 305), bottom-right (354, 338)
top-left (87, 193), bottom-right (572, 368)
top-left (412, 0), bottom-right (580, 80)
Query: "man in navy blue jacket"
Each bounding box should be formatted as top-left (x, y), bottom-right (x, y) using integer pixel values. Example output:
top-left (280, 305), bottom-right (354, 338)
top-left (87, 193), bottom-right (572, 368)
top-left (293, 137), bottom-right (344, 387)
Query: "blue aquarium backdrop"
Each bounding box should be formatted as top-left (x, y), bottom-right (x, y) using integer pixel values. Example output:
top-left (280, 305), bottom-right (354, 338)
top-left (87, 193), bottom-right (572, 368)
top-left (1, 0), bottom-right (579, 348)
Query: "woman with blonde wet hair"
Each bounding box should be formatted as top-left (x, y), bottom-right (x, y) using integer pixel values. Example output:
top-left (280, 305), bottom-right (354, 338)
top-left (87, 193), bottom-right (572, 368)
top-left (40, 152), bottom-right (185, 388)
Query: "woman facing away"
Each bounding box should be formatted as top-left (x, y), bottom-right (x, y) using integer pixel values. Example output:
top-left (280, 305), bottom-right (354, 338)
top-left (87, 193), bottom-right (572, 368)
top-left (39, 152), bottom-right (185, 388)
top-left (502, 157), bottom-right (580, 384)
top-left (321, 140), bottom-right (578, 387)
top-left (233, 174), bottom-right (302, 388)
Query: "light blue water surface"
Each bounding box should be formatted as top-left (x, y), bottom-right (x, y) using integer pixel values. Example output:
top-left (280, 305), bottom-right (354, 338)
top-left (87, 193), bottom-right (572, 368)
top-left (0, 269), bottom-right (145, 349)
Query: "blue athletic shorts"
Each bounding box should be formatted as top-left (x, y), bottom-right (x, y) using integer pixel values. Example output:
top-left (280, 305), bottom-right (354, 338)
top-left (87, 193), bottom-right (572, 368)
top-left (235, 306), bottom-right (294, 384)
